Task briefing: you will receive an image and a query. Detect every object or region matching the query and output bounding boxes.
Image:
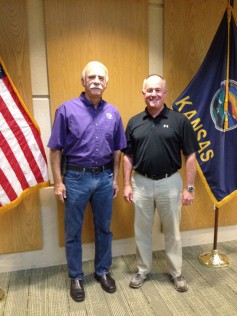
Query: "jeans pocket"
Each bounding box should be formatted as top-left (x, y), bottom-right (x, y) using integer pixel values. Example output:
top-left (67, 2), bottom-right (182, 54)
top-left (104, 169), bottom-right (113, 177)
top-left (64, 169), bottom-right (84, 180)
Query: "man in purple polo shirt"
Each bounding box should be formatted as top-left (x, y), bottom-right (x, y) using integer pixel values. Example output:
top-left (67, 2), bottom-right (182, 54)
top-left (47, 61), bottom-right (127, 302)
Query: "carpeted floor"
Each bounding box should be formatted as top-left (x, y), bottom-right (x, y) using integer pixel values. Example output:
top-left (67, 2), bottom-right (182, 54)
top-left (0, 240), bottom-right (237, 315)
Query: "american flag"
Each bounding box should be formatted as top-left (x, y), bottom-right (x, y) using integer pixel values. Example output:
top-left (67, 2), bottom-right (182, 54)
top-left (0, 58), bottom-right (49, 213)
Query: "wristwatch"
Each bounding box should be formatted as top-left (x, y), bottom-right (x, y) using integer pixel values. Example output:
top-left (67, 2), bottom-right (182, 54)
top-left (186, 185), bottom-right (195, 192)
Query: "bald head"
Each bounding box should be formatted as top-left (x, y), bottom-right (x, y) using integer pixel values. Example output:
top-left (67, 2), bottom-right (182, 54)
top-left (142, 74), bottom-right (167, 93)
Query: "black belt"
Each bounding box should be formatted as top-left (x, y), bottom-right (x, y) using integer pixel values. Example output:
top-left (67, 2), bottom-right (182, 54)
top-left (66, 163), bottom-right (113, 174)
top-left (137, 170), bottom-right (176, 180)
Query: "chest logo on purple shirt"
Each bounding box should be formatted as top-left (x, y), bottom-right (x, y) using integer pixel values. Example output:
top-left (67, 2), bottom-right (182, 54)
top-left (106, 113), bottom-right (113, 119)
top-left (163, 124), bottom-right (169, 128)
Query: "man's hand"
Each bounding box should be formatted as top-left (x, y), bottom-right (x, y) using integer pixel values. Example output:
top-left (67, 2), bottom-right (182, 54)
top-left (54, 183), bottom-right (67, 203)
top-left (123, 184), bottom-right (134, 203)
top-left (113, 180), bottom-right (119, 198)
top-left (182, 189), bottom-right (194, 206)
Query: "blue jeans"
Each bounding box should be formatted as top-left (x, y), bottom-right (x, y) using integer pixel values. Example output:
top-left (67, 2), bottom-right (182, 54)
top-left (63, 168), bottom-right (114, 280)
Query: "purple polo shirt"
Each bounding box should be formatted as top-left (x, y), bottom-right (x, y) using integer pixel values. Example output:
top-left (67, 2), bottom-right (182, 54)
top-left (47, 93), bottom-right (127, 167)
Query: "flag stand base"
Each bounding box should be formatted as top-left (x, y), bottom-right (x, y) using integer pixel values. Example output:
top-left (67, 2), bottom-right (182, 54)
top-left (199, 249), bottom-right (230, 267)
top-left (0, 288), bottom-right (5, 300)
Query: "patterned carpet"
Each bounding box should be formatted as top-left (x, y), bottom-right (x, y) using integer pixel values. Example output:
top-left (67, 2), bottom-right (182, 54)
top-left (0, 240), bottom-right (237, 315)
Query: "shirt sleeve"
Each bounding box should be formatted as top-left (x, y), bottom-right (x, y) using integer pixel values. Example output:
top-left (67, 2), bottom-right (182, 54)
top-left (47, 105), bottom-right (67, 150)
top-left (121, 119), bottom-right (133, 155)
top-left (182, 118), bottom-right (200, 155)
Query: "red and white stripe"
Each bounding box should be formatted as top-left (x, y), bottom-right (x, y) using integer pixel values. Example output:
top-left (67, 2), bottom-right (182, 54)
top-left (0, 64), bottom-right (49, 210)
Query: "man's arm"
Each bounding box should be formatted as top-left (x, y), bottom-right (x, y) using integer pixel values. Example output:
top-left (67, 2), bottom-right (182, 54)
top-left (123, 154), bottom-right (134, 203)
top-left (182, 152), bottom-right (197, 205)
top-left (50, 149), bottom-right (66, 202)
top-left (112, 150), bottom-right (121, 198)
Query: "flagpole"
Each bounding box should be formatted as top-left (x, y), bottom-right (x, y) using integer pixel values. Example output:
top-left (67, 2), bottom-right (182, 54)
top-left (224, 1), bottom-right (232, 130)
top-left (0, 288), bottom-right (4, 301)
top-left (199, 206), bottom-right (230, 267)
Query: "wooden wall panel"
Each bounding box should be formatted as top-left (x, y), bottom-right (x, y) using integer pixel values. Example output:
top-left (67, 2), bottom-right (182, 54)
top-left (0, 0), bottom-right (43, 253)
top-left (44, 0), bottom-right (148, 243)
top-left (0, 0), bottom-right (33, 111)
top-left (164, 0), bottom-right (237, 231)
top-left (0, 194), bottom-right (43, 254)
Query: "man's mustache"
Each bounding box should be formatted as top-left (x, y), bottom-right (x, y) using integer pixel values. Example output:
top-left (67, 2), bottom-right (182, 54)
top-left (90, 84), bottom-right (103, 90)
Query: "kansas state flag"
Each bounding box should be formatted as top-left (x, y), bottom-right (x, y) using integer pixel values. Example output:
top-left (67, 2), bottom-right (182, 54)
top-left (172, 2), bottom-right (237, 208)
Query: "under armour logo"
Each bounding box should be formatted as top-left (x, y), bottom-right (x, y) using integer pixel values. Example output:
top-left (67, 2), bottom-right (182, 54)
top-left (163, 124), bottom-right (169, 128)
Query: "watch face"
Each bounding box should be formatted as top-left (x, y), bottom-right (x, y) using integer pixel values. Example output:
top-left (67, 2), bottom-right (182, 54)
top-left (187, 186), bottom-right (195, 192)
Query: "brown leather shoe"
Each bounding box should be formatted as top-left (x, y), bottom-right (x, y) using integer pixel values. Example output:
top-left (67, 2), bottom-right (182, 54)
top-left (94, 273), bottom-right (116, 293)
top-left (70, 279), bottom-right (85, 302)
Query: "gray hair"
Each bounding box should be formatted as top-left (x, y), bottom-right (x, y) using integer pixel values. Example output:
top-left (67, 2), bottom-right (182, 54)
top-left (142, 74), bottom-right (167, 91)
top-left (82, 61), bottom-right (109, 83)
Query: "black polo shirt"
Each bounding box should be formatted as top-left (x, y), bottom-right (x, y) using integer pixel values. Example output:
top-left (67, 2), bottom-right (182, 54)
top-left (123, 105), bottom-right (199, 175)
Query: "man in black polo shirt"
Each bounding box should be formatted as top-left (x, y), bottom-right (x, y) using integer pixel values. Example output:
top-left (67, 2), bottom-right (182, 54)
top-left (123, 74), bottom-right (199, 292)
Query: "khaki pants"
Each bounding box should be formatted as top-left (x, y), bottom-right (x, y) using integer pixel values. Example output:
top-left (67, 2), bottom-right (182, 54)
top-left (132, 171), bottom-right (183, 277)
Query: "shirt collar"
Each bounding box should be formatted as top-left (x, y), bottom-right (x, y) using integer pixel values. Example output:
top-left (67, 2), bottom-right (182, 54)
top-left (80, 92), bottom-right (104, 109)
top-left (143, 104), bottom-right (169, 119)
